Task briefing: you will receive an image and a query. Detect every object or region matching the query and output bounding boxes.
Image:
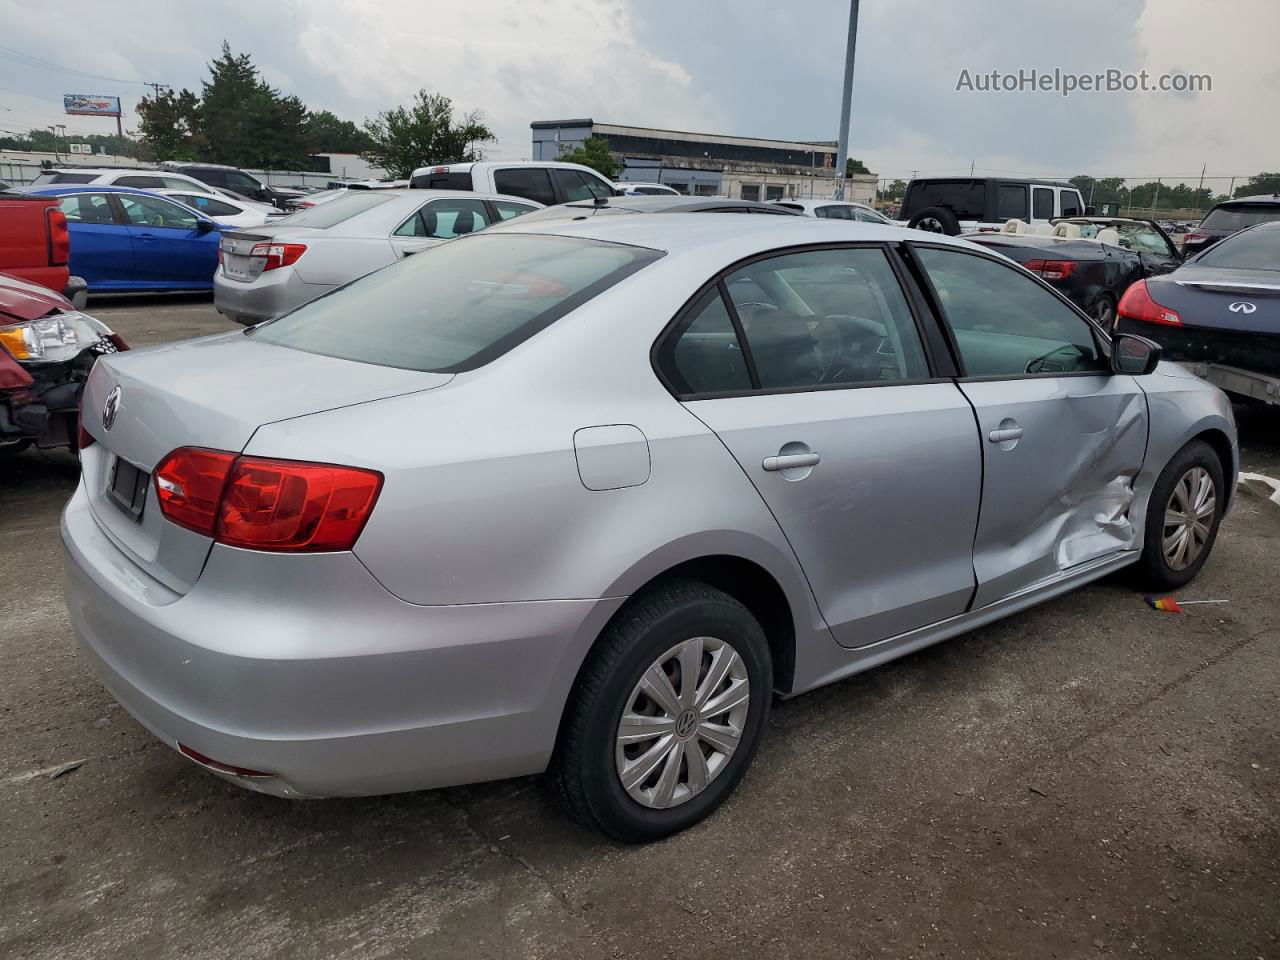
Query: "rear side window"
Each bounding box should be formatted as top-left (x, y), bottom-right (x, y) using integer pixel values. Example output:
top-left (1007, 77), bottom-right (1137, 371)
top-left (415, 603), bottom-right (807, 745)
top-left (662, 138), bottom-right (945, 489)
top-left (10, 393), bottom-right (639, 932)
top-left (659, 289), bottom-right (752, 394)
top-left (905, 180), bottom-right (986, 220)
top-left (409, 171), bottom-right (474, 191)
top-left (1032, 188), bottom-right (1055, 220)
top-left (394, 198), bottom-right (492, 239)
top-left (177, 195), bottom-right (238, 216)
top-left (115, 175), bottom-right (164, 188)
top-left (492, 200), bottom-right (536, 220)
top-left (251, 234), bottom-right (662, 372)
top-left (1060, 190), bottom-right (1083, 217)
top-left (275, 191), bottom-right (395, 228)
top-left (996, 185), bottom-right (1028, 221)
top-left (493, 168), bottom-right (556, 206)
top-left (58, 193), bottom-right (114, 223)
top-left (816, 205), bottom-right (852, 220)
top-left (1201, 204), bottom-right (1280, 231)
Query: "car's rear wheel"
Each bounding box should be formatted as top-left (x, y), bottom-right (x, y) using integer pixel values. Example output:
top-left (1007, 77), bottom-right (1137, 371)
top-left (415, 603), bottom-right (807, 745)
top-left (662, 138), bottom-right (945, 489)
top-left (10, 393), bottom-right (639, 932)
top-left (1092, 293), bottom-right (1117, 330)
top-left (1133, 439), bottom-right (1225, 591)
top-left (908, 206), bottom-right (961, 235)
top-left (551, 579), bottom-right (772, 842)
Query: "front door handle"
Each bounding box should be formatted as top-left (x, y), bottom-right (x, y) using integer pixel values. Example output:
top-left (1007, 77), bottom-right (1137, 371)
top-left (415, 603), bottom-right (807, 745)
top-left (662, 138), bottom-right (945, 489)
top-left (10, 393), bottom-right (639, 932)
top-left (988, 426), bottom-right (1024, 443)
top-left (763, 452), bottom-right (821, 472)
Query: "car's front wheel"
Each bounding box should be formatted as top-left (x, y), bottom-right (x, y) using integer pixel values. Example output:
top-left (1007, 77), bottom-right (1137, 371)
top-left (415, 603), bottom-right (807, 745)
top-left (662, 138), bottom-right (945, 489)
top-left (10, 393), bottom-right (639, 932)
top-left (1134, 439), bottom-right (1226, 591)
top-left (552, 580), bottom-right (772, 842)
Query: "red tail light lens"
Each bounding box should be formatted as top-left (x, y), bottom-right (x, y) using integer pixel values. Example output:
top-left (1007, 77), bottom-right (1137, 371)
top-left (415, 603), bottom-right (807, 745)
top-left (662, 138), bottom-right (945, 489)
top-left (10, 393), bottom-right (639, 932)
top-left (153, 448), bottom-right (382, 551)
top-left (1024, 258), bottom-right (1078, 280)
top-left (154, 448), bottom-right (237, 535)
top-left (77, 417), bottom-right (95, 450)
top-left (1117, 279), bottom-right (1181, 326)
top-left (178, 743), bottom-right (274, 778)
top-left (249, 241), bottom-right (307, 272)
top-left (46, 208), bottom-right (70, 266)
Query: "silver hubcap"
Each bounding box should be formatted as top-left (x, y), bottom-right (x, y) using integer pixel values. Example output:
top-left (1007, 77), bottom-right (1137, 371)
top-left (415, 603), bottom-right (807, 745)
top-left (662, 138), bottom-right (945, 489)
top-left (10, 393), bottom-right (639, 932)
top-left (919, 217), bottom-right (943, 232)
top-left (615, 636), bottom-right (750, 809)
top-left (1163, 466), bottom-right (1216, 571)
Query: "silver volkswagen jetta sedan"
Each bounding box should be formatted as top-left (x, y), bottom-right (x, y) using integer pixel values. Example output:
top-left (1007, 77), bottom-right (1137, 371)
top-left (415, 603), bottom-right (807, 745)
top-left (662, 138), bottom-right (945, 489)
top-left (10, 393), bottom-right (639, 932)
top-left (65, 214), bottom-right (1237, 841)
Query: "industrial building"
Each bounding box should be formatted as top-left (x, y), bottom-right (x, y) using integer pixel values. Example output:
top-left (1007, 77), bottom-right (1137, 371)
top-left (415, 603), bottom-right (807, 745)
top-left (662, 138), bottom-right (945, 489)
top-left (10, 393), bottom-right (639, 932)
top-left (531, 119), bottom-right (876, 203)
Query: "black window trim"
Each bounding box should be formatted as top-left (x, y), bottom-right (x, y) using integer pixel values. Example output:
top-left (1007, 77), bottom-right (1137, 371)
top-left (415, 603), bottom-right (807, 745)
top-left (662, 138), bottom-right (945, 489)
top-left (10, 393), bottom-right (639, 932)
top-left (902, 240), bottom-right (1115, 384)
top-left (651, 240), bottom-right (957, 401)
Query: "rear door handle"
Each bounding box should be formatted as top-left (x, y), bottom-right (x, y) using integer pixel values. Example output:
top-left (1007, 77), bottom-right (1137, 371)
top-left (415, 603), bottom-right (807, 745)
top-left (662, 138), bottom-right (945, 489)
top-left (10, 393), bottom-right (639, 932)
top-left (988, 427), bottom-right (1024, 443)
top-left (762, 453), bottom-right (821, 472)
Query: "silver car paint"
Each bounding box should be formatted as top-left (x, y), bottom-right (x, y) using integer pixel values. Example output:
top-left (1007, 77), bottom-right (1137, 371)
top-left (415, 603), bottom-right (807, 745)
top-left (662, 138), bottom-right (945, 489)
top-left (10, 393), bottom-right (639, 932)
top-left (212, 189), bottom-right (540, 323)
top-left (63, 214), bottom-right (1237, 798)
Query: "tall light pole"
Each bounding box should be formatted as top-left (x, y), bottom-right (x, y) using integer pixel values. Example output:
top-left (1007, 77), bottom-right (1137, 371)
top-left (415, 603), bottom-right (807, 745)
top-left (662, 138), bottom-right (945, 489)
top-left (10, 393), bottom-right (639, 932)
top-left (833, 0), bottom-right (860, 199)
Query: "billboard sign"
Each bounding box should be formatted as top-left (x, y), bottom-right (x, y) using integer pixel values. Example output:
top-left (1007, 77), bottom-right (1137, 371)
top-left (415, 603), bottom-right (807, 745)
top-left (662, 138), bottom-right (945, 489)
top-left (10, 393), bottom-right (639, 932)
top-left (63, 94), bottom-right (121, 117)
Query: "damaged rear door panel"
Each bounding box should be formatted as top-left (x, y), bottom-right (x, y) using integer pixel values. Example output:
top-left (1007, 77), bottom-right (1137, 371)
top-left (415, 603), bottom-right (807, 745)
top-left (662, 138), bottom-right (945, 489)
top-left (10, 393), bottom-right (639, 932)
top-left (958, 375), bottom-right (1147, 607)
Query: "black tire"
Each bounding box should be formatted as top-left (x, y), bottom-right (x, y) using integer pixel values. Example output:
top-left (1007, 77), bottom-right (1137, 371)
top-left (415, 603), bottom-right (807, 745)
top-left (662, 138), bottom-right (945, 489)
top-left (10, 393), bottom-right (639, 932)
top-left (908, 205), bottom-right (961, 235)
top-left (1132, 439), bottom-right (1226, 592)
top-left (551, 579), bottom-right (772, 843)
top-left (1091, 293), bottom-right (1117, 330)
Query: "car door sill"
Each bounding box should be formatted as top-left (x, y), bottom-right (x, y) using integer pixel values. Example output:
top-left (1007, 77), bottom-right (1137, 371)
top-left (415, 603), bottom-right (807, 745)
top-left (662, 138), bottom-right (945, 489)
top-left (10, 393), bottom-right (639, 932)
top-left (793, 549), bottom-right (1139, 695)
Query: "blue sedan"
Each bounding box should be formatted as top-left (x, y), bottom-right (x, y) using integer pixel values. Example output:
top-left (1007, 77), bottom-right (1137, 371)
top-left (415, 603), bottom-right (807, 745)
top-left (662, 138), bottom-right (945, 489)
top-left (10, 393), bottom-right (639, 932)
top-left (26, 185), bottom-right (226, 292)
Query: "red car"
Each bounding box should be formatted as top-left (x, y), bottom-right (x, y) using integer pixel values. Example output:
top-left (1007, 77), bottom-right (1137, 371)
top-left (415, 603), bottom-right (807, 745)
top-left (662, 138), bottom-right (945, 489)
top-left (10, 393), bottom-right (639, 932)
top-left (0, 272), bottom-right (126, 456)
top-left (0, 187), bottom-right (86, 306)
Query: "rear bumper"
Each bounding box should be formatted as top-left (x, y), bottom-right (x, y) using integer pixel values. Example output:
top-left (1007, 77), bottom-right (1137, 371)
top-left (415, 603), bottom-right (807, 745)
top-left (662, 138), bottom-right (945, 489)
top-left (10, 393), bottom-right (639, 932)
top-left (1116, 317), bottom-right (1280, 389)
top-left (61, 483), bottom-right (622, 798)
top-left (213, 268), bottom-right (327, 325)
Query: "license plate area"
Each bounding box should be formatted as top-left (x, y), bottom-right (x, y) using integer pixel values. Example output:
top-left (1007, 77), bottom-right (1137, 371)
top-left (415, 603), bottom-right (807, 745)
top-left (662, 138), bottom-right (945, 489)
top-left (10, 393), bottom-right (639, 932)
top-left (108, 456), bottom-right (149, 521)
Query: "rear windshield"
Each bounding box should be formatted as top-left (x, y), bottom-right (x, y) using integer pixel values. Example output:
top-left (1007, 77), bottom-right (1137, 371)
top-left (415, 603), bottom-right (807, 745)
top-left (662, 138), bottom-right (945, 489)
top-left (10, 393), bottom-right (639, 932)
top-left (33, 172), bottom-right (96, 184)
top-left (904, 180), bottom-right (986, 220)
top-left (250, 234), bottom-right (662, 372)
top-left (1201, 204), bottom-right (1280, 231)
top-left (410, 172), bottom-right (473, 190)
top-left (1195, 225), bottom-right (1280, 271)
top-left (272, 191), bottom-right (395, 228)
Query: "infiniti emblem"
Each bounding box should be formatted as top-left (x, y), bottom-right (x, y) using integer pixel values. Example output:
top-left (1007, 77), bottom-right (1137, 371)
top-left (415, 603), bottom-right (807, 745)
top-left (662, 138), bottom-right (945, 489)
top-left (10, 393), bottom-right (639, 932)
top-left (102, 385), bottom-right (122, 431)
top-left (1228, 301), bottom-right (1257, 315)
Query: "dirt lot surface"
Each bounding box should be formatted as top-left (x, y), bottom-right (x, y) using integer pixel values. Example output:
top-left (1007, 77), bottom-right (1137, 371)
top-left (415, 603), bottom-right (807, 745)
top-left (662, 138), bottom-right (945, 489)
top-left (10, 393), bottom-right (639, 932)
top-left (2, 295), bottom-right (1278, 959)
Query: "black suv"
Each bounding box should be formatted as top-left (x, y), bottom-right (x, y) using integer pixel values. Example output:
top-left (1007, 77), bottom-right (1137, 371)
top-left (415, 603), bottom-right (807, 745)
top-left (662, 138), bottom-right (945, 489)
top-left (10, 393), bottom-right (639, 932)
top-left (900, 177), bottom-right (1089, 234)
top-left (160, 163), bottom-right (302, 210)
top-left (1182, 194), bottom-right (1280, 258)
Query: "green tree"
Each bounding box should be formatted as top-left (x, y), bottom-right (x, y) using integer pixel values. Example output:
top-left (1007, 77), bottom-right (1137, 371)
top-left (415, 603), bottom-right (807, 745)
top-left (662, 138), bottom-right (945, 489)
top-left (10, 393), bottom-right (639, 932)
top-left (845, 157), bottom-right (871, 177)
top-left (136, 88), bottom-right (204, 161)
top-left (197, 42), bottom-right (310, 169)
top-left (305, 110), bottom-right (373, 154)
top-left (884, 178), bottom-right (908, 201)
top-left (1234, 172), bottom-right (1280, 198)
top-left (557, 136), bottom-right (618, 179)
top-left (361, 91), bottom-right (494, 178)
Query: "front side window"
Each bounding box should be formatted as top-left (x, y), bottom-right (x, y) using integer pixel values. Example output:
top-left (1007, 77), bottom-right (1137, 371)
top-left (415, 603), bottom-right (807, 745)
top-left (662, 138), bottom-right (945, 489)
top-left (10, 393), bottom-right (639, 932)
top-left (553, 168), bottom-right (611, 202)
top-left (816, 205), bottom-right (851, 220)
top-left (115, 175), bottom-right (164, 188)
top-left (251, 234), bottom-right (662, 372)
top-left (394, 198), bottom-right (492, 239)
top-left (118, 194), bottom-right (199, 230)
top-left (916, 247), bottom-right (1105, 377)
top-left (854, 207), bottom-right (890, 224)
top-left (720, 247), bottom-right (929, 390)
top-left (59, 193), bottom-right (115, 224)
top-left (493, 168), bottom-right (556, 206)
top-left (178, 195), bottom-right (238, 216)
top-left (224, 171), bottom-right (263, 194)
top-left (997, 185), bottom-right (1028, 221)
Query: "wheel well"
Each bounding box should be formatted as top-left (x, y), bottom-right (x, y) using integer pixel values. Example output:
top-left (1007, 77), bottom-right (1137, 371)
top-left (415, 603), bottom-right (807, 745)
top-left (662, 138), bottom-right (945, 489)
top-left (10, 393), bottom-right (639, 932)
top-left (613, 556), bottom-right (797, 695)
top-left (1192, 428), bottom-right (1234, 482)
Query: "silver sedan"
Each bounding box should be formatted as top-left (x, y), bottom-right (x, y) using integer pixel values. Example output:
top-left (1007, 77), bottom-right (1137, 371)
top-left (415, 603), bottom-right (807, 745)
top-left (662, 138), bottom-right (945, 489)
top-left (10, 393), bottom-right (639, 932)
top-left (66, 214), bottom-right (1237, 841)
top-left (212, 188), bottom-right (541, 325)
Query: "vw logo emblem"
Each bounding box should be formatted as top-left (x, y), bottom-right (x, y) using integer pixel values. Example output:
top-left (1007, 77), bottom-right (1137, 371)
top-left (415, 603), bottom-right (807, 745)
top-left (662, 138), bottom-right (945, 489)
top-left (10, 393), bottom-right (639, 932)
top-left (1228, 301), bottom-right (1257, 315)
top-left (101, 385), bottom-right (122, 431)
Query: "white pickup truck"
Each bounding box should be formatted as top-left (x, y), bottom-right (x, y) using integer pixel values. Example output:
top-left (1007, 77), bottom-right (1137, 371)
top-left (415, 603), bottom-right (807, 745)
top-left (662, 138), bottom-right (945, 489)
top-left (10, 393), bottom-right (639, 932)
top-left (900, 176), bottom-right (1090, 235)
top-left (409, 160), bottom-right (617, 207)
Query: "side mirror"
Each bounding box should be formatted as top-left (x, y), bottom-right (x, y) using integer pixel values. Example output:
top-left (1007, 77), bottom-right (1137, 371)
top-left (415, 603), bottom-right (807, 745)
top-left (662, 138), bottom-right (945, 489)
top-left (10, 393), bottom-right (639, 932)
top-left (1084, 205), bottom-right (1096, 216)
top-left (1111, 333), bottom-right (1161, 376)
top-left (195, 219), bottom-right (215, 233)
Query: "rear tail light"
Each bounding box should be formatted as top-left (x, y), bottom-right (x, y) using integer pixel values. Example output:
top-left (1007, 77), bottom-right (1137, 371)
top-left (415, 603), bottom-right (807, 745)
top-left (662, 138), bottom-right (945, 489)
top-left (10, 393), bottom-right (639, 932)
top-left (1024, 258), bottom-right (1078, 281)
top-left (46, 208), bottom-right (70, 266)
top-left (77, 410), bottom-right (95, 450)
top-left (1117, 279), bottom-right (1182, 326)
top-left (249, 241), bottom-right (307, 272)
top-left (153, 447), bottom-right (382, 552)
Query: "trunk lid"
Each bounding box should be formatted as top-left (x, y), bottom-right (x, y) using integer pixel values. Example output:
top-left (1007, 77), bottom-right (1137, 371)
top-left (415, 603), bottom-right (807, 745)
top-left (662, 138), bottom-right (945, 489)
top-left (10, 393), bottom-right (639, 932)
top-left (1150, 267), bottom-right (1280, 334)
top-left (219, 227), bottom-right (325, 283)
top-left (79, 331), bottom-right (451, 593)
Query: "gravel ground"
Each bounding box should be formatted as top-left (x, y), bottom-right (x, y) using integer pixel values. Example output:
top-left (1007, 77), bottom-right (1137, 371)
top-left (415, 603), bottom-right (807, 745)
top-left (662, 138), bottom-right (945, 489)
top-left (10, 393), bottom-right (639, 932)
top-left (1, 295), bottom-right (1277, 960)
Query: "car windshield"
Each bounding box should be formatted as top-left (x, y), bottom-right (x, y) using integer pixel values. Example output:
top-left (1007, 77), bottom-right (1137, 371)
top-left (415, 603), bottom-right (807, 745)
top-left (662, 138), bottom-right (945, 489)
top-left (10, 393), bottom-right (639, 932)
top-left (250, 233), bottom-right (663, 372)
top-left (271, 191), bottom-right (395, 228)
top-left (1195, 225), bottom-right (1280, 271)
top-left (1201, 204), bottom-right (1280, 231)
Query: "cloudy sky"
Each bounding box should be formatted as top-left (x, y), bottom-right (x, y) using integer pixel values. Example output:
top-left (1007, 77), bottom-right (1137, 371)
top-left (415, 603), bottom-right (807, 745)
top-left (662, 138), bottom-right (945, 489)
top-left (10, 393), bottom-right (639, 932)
top-left (1, 0), bottom-right (1276, 189)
